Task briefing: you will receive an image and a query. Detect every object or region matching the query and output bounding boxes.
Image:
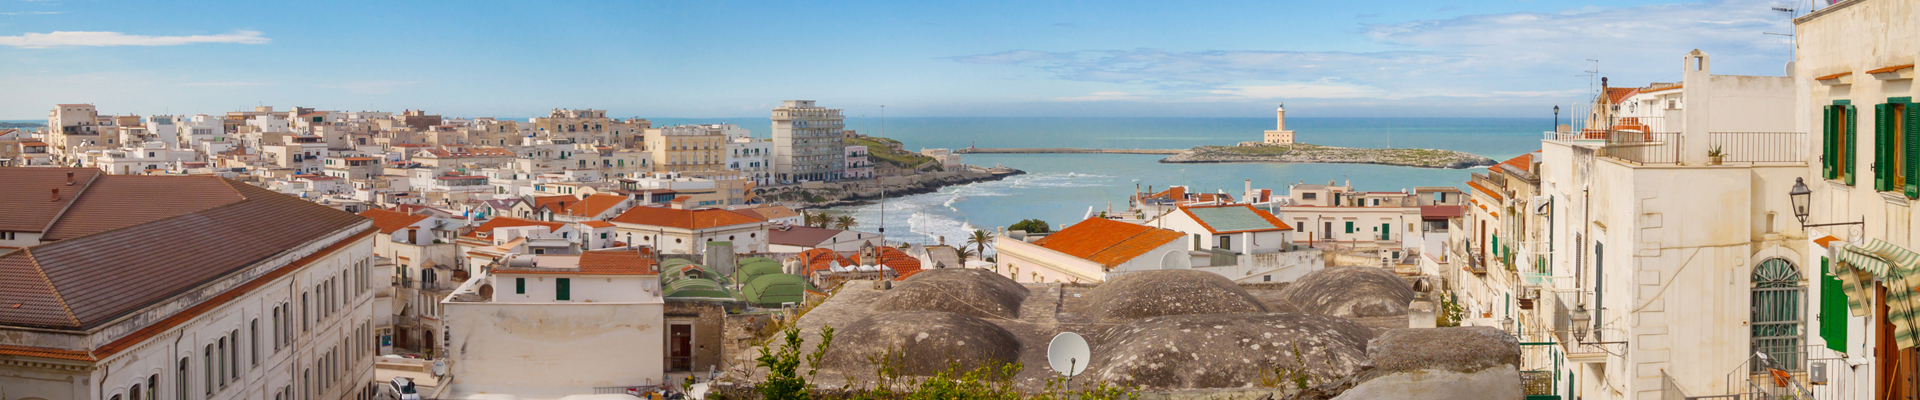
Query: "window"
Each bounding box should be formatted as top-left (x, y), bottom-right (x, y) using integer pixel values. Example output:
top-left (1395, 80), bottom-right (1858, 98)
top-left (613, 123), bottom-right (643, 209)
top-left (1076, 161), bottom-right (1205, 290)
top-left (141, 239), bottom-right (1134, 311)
top-left (1344, 221), bottom-right (1354, 234)
top-left (1824, 102), bottom-right (1857, 185)
top-left (1217, 236), bottom-right (1231, 250)
top-left (1302, 192), bottom-right (1316, 200)
top-left (1875, 99), bottom-right (1919, 197)
top-left (177, 358), bottom-right (188, 400)
top-left (556, 278), bottom-right (571, 301)
top-left (251, 320), bottom-right (260, 366)
top-left (516, 277), bottom-right (526, 294)
top-left (204, 345), bottom-right (214, 395)
top-left (302, 293), bottom-right (309, 332)
top-left (217, 338), bottom-right (227, 387)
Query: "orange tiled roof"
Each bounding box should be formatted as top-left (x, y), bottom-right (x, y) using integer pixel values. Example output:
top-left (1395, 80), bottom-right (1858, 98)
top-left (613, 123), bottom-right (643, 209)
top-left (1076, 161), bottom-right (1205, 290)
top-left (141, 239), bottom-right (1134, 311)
top-left (852, 247), bottom-right (922, 280)
top-left (0, 343), bottom-right (96, 362)
top-left (611, 206), bottom-right (765, 230)
top-left (1816, 72), bottom-right (1850, 81)
top-left (1032, 218), bottom-right (1184, 267)
top-left (462, 216), bottom-right (565, 240)
top-left (1869, 64), bottom-right (1915, 74)
top-left (499, 249), bottom-right (658, 275)
top-left (1466, 181), bottom-right (1504, 202)
top-left (561, 194), bottom-right (627, 217)
top-left (1605, 87), bottom-right (1638, 104)
top-left (797, 248), bottom-right (854, 275)
top-left (357, 208), bottom-right (431, 234)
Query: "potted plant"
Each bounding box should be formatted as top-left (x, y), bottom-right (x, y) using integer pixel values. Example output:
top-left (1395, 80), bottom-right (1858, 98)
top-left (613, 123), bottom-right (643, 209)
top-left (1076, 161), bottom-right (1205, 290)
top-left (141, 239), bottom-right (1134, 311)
top-left (1708, 146), bottom-right (1726, 165)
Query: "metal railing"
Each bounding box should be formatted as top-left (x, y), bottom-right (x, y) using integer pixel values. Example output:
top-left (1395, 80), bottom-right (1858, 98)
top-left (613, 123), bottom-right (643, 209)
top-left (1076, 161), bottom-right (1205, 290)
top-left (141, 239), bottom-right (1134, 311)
top-left (1708, 132), bottom-right (1806, 164)
top-left (1601, 132), bottom-right (1683, 165)
top-left (1707, 344), bottom-right (1855, 400)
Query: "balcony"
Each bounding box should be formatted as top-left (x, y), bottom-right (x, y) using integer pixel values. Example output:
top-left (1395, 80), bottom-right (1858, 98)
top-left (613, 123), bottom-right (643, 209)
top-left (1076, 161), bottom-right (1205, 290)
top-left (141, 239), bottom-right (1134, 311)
top-left (1707, 132), bottom-right (1806, 164)
top-left (1599, 131), bottom-right (1683, 165)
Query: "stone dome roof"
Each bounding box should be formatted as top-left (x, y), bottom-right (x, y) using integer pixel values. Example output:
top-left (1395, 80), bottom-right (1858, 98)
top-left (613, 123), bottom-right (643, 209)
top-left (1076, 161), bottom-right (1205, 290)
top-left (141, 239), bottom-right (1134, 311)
top-left (869, 268), bottom-right (1028, 319)
top-left (820, 311), bottom-right (1022, 377)
top-left (1278, 267), bottom-right (1414, 318)
top-left (1086, 313), bottom-right (1375, 390)
top-left (1086, 269), bottom-right (1268, 322)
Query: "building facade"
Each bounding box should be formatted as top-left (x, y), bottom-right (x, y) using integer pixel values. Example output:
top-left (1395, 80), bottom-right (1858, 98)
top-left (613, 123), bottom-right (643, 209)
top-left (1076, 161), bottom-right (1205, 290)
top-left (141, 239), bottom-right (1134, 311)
top-left (771, 100), bottom-right (846, 182)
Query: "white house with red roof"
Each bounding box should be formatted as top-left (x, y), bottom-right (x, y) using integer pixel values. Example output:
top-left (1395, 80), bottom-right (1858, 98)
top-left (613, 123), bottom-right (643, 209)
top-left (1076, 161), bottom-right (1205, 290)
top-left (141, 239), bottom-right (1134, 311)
top-left (994, 217), bottom-right (1189, 284)
top-left (610, 206), bottom-right (770, 255)
top-left (441, 249), bottom-right (664, 396)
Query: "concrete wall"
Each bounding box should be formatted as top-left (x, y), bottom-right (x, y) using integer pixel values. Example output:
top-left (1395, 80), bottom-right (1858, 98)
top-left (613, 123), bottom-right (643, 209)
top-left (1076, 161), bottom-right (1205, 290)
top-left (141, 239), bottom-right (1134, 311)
top-left (443, 301), bottom-right (665, 391)
top-left (490, 273), bottom-right (661, 303)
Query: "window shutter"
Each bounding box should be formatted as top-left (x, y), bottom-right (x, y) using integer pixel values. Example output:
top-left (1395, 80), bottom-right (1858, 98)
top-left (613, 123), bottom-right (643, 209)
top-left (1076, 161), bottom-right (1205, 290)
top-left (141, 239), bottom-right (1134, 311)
top-left (1820, 257), bottom-right (1848, 353)
top-left (1847, 105), bottom-right (1858, 186)
top-left (1825, 106), bottom-right (1838, 180)
top-left (1908, 104), bottom-right (1920, 199)
top-left (1876, 103), bottom-right (1891, 191)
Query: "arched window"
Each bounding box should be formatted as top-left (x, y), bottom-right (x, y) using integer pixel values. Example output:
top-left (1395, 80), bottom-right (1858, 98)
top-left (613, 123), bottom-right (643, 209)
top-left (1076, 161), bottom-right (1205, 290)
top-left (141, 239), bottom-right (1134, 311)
top-left (1753, 258), bottom-right (1805, 373)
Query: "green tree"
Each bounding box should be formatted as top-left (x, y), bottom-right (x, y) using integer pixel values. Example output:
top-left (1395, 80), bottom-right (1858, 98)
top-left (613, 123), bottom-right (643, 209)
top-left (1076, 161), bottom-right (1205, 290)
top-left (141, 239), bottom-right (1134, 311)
top-left (1009, 219), bottom-right (1051, 233)
top-left (966, 229), bottom-right (995, 263)
top-left (833, 215), bottom-right (857, 230)
top-left (754, 325), bottom-right (834, 400)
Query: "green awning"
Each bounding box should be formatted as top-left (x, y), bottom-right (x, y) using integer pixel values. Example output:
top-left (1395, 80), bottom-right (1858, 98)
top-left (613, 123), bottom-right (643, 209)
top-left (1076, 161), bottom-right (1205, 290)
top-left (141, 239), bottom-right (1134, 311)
top-left (1833, 239), bottom-right (1920, 349)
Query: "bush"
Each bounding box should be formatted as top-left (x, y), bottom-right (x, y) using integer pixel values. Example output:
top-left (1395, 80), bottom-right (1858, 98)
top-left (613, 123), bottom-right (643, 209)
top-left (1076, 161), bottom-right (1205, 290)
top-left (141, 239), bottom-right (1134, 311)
top-left (1009, 219), bottom-right (1050, 234)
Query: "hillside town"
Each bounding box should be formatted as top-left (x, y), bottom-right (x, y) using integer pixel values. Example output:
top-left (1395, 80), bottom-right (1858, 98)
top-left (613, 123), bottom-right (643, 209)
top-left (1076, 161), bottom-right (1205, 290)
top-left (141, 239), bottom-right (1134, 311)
top-left (3, 0), bottom-right (1919, 399)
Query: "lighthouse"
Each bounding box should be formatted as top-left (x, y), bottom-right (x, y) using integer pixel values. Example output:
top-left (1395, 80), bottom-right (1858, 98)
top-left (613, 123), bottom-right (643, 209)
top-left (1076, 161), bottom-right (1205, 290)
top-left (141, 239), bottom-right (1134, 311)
top-left (1262, 102), bottom-right (1296, 144)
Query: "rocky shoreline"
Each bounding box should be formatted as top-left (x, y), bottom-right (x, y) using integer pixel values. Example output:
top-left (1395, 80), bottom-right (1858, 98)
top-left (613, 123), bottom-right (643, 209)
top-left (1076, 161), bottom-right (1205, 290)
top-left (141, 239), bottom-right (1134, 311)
top-left (1161, 142), bottom-right (1496, 169)
top-left (757, 166), bottom-right (1025, 210)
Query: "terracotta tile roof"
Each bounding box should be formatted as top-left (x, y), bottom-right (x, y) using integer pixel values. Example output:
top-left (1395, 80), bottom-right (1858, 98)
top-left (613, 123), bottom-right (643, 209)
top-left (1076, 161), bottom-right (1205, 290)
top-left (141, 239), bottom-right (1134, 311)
top-left (1144, 186), bottom-right (1187, 201)
top-left (1496, 152), bottom-right (1535, 175)
top-left (461, 217), bottom-right (565, 240)
top-left (1421, 205), bottom-right (1465, 220)
top-left (611, 206), bottom-right (766, 230)
top-left (358, 208), bottom-right (431, 234)
top-left (1179, 204), bottom-right (1293, 234)
top-left (0, 168), bottom-right (99, 233)
top-left (0, 343), bottom-right (96, 362)
top-left (1869, 64), bottom-right (1915, 74)
top-left (43, 175), bottom-right (249, 241)
top-left (1032, 218), bottom-right (1184, 267)
top-left (852, 246), bottom-right (922, 280)
top-left (1605, 87), bottom-right (1639, 104)
top-left (1466, 181), bottom-right (1504, 202)
top-left (743, 205), bottom-right (801, 221)
top-left (1641, 83), bottom-right (1683, 93)
top-left (796, 248), bottom-right (854, 276)
top-left (0, 173), bottom-right (369, 330)
top-left (561, 194), bottom-right (628, 217)
top-left (1814, 72), bottom-right (1850, 81)
top-left (529, 195), bottom-right (575, 213)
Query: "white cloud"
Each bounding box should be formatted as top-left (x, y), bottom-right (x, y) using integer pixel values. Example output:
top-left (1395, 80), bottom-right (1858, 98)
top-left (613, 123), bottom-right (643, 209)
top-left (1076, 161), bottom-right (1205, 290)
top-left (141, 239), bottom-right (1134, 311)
top-left (0, 30), bottom-right (270, 48)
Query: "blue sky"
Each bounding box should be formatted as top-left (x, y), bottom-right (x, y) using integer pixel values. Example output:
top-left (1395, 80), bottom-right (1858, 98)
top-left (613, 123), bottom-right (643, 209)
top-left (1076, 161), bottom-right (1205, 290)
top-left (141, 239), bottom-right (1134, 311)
top-left (0, 0), bottom-right (1798, 119)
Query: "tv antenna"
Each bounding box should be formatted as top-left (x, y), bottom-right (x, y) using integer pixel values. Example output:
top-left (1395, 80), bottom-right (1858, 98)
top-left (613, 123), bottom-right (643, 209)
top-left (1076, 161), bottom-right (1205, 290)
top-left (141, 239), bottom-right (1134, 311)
top-left (1048, 332), bottom-right (1091, 383)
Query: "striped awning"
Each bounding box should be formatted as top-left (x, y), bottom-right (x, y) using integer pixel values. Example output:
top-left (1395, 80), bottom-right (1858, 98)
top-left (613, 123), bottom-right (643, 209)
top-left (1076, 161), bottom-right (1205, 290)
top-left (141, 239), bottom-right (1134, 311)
top-left (1831, 239), bottom-right (1920, 349)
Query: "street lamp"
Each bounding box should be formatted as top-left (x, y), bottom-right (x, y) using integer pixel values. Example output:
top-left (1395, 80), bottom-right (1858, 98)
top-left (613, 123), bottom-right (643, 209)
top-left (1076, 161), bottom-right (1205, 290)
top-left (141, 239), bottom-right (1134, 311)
top-left (1569, 303), bottom-right (1591, 343)
top-left (1789, 177), bottom-right (1864, 229)
top-left (1501, 315), bottom-right (1515, 334)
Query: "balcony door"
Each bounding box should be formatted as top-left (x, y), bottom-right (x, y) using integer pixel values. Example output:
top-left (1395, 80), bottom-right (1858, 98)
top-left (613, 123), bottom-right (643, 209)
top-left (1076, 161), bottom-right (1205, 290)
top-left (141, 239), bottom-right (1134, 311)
top-left (1751, 258), bottom-right (1805, 373)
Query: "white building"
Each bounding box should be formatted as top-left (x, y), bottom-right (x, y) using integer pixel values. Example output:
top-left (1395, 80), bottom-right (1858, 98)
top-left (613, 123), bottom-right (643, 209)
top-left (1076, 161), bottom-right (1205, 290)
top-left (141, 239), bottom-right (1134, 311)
top-left (441, 250), bottom-right (664, 395)
top-left (0, 169), bottom-right (381, 400)
top-left (609, 206), bottom-right (769, 255)
top-left (993, 217), bottom-right (1190, 284)
top-left (727, 137), bottom-right (775, 185)
top-left (771, 100), bottom-right (846, 182)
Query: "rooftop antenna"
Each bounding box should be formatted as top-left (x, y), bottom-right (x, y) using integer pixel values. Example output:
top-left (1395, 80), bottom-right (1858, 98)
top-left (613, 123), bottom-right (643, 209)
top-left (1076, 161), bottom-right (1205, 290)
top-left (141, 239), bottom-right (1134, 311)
top-left (1048, 332), bottom-right (1090, 385)
top-left (1767, 5), bottom-right (1799, 59)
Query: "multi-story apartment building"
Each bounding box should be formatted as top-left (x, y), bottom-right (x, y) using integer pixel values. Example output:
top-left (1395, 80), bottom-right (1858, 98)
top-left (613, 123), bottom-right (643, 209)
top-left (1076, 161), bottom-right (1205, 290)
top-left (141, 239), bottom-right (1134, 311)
top-left (48, 103), bottom-right (108, 162)
top-left (0, 168), bottom-right (381, 400)
top-left (844, 145), bottom-right (873, 179)
top-left (1521, 50), bottom-right (1804, 400)
top-left (532, 109), bottom-right (616, 144)
top-left (645, 125), bottom-right (725, 173)
top-left (1795, 0), bottom-right (1920, 398)
top-left (771, 100), bottom-right (846, 182)
top-left (728, 137), bottom-right (775, 185)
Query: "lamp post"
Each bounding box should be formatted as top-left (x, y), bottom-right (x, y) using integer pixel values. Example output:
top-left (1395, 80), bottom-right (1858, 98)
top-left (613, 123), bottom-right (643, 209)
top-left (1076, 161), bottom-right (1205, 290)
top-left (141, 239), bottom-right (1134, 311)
top-left (1553, 106), bottom-right (1560, 133)
top-left (1789, 177), bottom-right (1864, 229)
top-left (1569, 303), bottom-right (1591, 343)
top-left (1501, 315), bottom-right (1515, 335)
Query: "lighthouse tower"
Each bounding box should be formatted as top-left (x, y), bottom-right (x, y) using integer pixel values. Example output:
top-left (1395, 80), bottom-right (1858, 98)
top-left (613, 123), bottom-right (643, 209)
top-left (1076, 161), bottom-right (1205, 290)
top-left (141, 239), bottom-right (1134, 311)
top-left (1262, 102), bottom-right (1296, 144)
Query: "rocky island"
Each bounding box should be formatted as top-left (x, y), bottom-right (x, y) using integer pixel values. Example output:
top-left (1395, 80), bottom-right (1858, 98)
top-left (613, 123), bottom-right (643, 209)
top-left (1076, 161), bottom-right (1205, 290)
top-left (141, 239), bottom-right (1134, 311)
top-left (1161, 142), bottom-right (1497, 169)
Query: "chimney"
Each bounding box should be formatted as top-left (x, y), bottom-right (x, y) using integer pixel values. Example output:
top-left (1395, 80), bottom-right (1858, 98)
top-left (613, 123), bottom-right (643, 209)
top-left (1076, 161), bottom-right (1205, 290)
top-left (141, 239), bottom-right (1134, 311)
top-left (938, 236), bottom-right (946, 246)
top-left (66, 171), bottom-right (75, 186)
top-left (51, 188), bottom-right (59, 202)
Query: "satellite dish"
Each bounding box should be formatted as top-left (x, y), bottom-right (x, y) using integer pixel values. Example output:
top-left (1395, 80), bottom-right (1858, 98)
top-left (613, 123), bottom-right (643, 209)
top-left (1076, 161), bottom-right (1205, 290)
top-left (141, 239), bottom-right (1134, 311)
top-left (1047, 332), bottom-right (1090, 378)
top-left (431, 359), bottom-right (448, 376)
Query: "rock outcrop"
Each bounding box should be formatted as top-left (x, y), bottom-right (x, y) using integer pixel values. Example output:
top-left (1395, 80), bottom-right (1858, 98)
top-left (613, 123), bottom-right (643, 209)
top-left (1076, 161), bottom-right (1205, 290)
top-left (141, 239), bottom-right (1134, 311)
top-left (1279, 267), bottom-right (1415, 318)
top-left (870, 268), bottom-right (1028, 319)
top-left (820, 311), bottom-right (1023, 377)
top-left (1088, 313), bottom-right (1376, 390)
top-left (1086, 269), bottom-right (1269, 322)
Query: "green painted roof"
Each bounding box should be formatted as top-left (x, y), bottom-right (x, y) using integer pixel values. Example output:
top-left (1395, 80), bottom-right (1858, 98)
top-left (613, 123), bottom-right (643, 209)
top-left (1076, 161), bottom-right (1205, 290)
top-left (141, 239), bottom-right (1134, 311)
top-left (1187, 206), bottom-right (1284, 232)
top-left (735, 262), bottom-right (785, 284)
top-left (665, 278), bottom-right (735, 301)
top-left (740, 256), bottom-right (778, 265)
top-left (742, 274), bottom-right (809, 307)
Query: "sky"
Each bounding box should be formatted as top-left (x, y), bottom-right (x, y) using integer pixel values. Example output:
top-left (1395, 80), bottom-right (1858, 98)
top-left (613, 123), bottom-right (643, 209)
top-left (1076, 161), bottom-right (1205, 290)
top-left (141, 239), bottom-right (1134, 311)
top-left (0, 0), bottom-right (1803, 119)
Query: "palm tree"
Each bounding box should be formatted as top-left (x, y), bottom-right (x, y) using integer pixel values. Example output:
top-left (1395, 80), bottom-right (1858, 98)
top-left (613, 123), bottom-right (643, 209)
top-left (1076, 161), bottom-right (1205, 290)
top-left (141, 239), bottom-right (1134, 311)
top-left (833, 215), bottom-right (856, 230)
top-left (965, 229), bottom-right (995, 263)
top-left (802, 211), bottom-right (827, 228)
top-left (957, 246), bottom-right (978, 263)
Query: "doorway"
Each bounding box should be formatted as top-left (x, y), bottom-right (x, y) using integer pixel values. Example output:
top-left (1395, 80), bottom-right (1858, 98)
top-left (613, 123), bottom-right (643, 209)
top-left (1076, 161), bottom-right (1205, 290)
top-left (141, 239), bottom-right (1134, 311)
top-left (670, 324), bottom-right (693, 371)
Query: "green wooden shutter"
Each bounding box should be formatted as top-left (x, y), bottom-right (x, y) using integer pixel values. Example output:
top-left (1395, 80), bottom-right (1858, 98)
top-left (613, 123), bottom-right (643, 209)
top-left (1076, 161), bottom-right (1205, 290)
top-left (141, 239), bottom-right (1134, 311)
top-left (1876, 103), bottom-right (1891, 191)
top-left (1820, 257), bottom-right (1848, 353)
top-left (1909, 103), bottom-right (1920, 199)
top-left (515, 278), bottom-right (525, 294)
top-left (556, 278), bottom-right (571, 301)
top-left (1381, 223), bottom-right (1390, 240)
top-left (1345, 221), bottom-right (1353, 233)
top-left (1847, 105), bottom-right (1859, 186)
top-left (1825, 105), bottom-right (1838, 180)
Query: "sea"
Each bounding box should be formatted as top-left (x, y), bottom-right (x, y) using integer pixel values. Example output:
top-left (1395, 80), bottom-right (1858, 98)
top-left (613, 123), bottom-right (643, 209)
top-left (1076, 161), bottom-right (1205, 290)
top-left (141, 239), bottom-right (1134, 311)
top-left (652, 117), bottom-right (1550, 247)
top-left (5, 116), bottom-right (1549, 247)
